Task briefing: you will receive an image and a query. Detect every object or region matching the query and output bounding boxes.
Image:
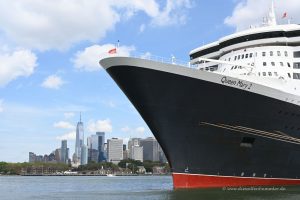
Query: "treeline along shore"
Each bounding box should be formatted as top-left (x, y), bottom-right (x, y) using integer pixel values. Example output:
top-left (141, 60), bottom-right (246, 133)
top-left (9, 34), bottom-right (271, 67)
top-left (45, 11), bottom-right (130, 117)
top-left (0, 159), bottom-right (170, 176)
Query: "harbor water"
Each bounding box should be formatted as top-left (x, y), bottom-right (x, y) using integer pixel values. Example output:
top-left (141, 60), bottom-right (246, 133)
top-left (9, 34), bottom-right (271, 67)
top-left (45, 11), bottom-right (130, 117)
top-left (1, 175), bottom-right (300, 200)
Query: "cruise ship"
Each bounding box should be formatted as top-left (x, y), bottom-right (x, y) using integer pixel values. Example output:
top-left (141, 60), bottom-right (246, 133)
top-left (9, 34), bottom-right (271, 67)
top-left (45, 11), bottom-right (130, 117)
top-left (100, 2), bottom-right (300, 188)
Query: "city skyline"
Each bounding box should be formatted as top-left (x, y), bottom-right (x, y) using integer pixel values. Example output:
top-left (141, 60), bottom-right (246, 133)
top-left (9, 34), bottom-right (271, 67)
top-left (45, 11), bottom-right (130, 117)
top-left (28, 134), bottom-right (165, 164)
top-left (27, 115), bottom-right (163, 164)
top-left (1, 0), bottom-right (299, 162)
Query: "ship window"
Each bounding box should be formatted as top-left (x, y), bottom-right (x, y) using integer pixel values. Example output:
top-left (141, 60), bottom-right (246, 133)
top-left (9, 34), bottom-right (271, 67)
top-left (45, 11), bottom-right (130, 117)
top-left (245, 54), bottom-right (248, 58)
top-left (238, 55), bottom-right (241, 60)
top-left (285, 51), bottom-right (288, 57)
top-left (293, 73), bottom-right (300, 79)
top-left (228, 58), bottom-right (231, 61)
top-left (234, 66), bottom-right (237, 69)
top-left (210, 65), bottom-right (218, 71)
top-left (242, 54), bottom-right (245, 59)
top-left (270, 51), bottom-right (274, 56)
top-left (231, 66), bottom-right (234, 70)
top-left (262, 52), bottom-right (266, 57)
top-left (250, 53), bottom-right (253, 58)
top-left (280, 62), bottom-right (284, 66)
top-left (263, 72), bottom-right (266, 76)
top-left (294, 51), bottom-right (300, 58)
top-left (288, 63), bottom-right (291, 67)
top-left (274, 72), bottom-right (278, 76)
top-left (234, 56), bottom-right (237, 61)
top-left (263, 62), bottom-right (267, 66)
top-left (271, 62), bottom-right (275, 66)
top-left (258, 72), bottom-right (261, 76)
top-left (268, 72), bottom-right (272, 76)
top-left (277, 51), bottom-right (281, 56)
top-left (288, 73), bottom-right (291, 78)
top-left (294, 63), bottom-right (300, 69)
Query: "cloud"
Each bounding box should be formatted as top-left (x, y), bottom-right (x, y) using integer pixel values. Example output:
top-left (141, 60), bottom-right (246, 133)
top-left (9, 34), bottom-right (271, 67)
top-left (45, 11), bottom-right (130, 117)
top-left (73, 44), bottom-right (135, 71)
top-left (121, 126), bottom-right (130, 133)
top-left (140, 52), bottom-right (152, 59)
top-left (0, 99), bottom-right (3, 112)
top-left (0, 1), bottom-right (192, 50)
top-left (101, 100), bottom-right (117, 108)
top-left (0, 49), bottom-right (37, 87)
top-left (0, 1), bottom-right (119, 50)
top-left (107, 101), bottom-right (116, 108)
top-left (56, 131), bottom-right (76, 140)
top-left (88, 119), bottom-right (112, 133)
top-left (41, 75), bottom-right (64, 89)
top-left (121, 126), bottom-right (146, 135)
top-left (225, 0), bottom-right (300, 31)
top-left (150, 0), bottom-right (193, 26)
top-left (64, 112), bottom-right (75, 119)
top-left (53, 121), bottom-right (75, 130)
top-left (135, 126), bottom-right (145, 134)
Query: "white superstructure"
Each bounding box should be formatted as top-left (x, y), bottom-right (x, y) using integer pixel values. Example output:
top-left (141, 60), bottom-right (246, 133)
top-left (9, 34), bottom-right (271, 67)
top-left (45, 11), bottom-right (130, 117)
top-left (190, 1), bottom-right (300, 96)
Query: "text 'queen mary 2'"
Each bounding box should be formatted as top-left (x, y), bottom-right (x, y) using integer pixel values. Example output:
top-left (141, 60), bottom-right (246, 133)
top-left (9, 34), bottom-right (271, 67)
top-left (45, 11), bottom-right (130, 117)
top-left (100, 3), bottom-right (300, 188)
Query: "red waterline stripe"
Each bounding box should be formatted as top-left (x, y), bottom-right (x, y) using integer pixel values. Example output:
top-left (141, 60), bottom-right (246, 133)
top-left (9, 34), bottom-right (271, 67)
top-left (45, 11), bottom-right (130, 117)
top-left (172, 173), bottom-right (300, 189)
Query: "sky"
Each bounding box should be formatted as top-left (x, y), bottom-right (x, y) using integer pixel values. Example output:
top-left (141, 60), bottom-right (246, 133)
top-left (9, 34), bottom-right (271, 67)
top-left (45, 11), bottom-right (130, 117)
top-left (1, 0), bottom-right (299, 162)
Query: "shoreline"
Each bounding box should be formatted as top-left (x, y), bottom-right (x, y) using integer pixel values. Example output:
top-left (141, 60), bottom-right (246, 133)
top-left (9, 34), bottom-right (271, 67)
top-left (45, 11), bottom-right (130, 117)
top-left (1, 174), bottom-right (171, 177)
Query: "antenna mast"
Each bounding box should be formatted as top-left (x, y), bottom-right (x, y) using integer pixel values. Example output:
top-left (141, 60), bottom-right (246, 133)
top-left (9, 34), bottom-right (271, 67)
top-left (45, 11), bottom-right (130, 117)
top-left (267, 0), bottom-right (277, 26)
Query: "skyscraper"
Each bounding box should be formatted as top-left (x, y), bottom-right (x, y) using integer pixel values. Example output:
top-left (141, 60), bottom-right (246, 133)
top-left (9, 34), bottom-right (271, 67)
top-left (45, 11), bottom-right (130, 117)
top-left (55, 148), bottom-right (61, 163)
top-left (140, 137), bottom-right (159, 162)
top-left (60, 140), bottom-right (68, 164)
top-left (81, 145), bottom-right (88, 165)
top-left (128, 138), bottom-right (141, 158)
top-left (107, 138), bottom-right (123, 164)
top-left (74, 113), bottom-right (84, 164)
top-left (131, 145), bottom-right (143, 162)
top-left (97, 132), bottom-right (106, 162)
top-left (87, 132), bottom-right (106, 163)
top-left (29, 152), bottom-right (36, 163)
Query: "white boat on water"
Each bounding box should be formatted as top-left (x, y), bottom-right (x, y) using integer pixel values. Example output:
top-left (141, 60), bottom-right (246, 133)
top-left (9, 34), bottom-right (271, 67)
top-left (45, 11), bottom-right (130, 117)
top-left (106, 174), bottom-right (116, 177)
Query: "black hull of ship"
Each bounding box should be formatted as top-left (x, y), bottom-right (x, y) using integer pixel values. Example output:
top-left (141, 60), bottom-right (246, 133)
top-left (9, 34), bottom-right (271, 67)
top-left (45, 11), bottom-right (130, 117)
top-left (105, 61), bottom-right (300, 188)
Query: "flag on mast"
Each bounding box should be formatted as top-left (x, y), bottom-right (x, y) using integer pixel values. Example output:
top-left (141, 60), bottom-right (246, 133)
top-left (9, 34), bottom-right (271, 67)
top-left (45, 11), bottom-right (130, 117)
top-left (108, 48), bottom-right (117, 54)
top-left (282, 12), bottom-right (287, 19)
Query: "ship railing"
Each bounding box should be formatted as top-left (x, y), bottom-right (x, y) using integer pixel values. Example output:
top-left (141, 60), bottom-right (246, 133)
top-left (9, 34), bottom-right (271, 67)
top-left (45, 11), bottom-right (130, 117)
top-left (128, 52), bottom-right (195, 68)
